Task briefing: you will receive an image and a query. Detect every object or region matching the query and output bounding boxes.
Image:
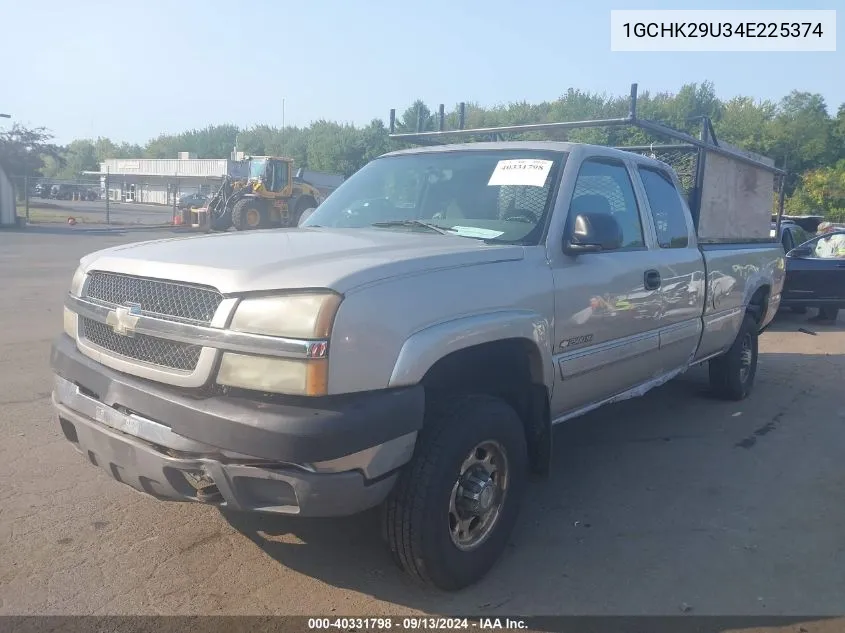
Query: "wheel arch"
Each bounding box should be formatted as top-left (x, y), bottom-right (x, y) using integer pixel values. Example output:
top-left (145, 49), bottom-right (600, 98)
top-left (388, 312), bottom-right (554, 475)
top-left (745, 283), bottom-right (771, 326)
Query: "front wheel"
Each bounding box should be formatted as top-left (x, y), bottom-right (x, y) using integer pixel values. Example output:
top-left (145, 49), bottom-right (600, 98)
top-left (709, 313), bottom-right (759, 401)
top-left (231, 198), bottom-right (269, 230)
top-left (383, 394), bottom-right (527, 591)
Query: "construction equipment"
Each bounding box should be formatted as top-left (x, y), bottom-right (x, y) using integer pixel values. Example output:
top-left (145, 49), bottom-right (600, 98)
top-left (206, 156), bottom-right (324, 231)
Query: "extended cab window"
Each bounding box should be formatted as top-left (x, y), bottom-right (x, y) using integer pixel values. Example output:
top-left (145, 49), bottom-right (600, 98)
top-left (570, 159), bottom-right (644, 249)
top-left (638, 166), bottom-right (689, 248)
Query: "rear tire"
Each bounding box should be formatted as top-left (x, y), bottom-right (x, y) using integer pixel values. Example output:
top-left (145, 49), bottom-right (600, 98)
top-left (383, 394), bottom-right (527, 591)
top-left (709, 313), bottom-right (759, 401)
top-left (232, 198), bottom-right (269, 230)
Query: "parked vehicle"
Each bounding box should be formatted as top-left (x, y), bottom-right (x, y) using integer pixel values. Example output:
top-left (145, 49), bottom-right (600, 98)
top-left (50, 86), bottom-right (786, 591)
top-left (177, 192), bottom-right (209, 210)
top-left (780, 229), bottom-right (845, 319)
top-left (771, 220), bottom-right (811, 254)
top-left (48, 184), bottom-right (97, 201)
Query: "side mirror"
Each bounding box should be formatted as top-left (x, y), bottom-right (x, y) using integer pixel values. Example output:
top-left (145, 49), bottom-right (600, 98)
top-left (787, 246), bottom-right (812, 258)
top-left (563, 212), bottom-right (623, 255)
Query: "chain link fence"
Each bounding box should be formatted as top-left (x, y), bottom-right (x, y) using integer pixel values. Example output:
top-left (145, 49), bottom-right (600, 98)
top-left (9, 174), bottom-right (177, 227)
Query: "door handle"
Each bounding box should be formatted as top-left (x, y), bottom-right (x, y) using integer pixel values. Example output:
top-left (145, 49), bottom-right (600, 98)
top-left (644, 269), bottom-right (661, 290)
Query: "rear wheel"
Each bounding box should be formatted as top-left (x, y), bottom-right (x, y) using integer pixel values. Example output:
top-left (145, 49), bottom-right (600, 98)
top-left (709, 313), bottom-right (759, 401)
top-left (232, 198), bottom-right (269, 230)
top-left (383, 394), bottom-right (527, 591)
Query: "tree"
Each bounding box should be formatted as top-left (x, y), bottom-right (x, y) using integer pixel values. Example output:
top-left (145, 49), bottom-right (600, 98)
top-left (34, 82), bottom-right (845, 209)
top-left (0, 124), bottom-right (63, 178)
top-left (770, 91), bottom-right (837, 192)
top-left (790, 160), bottom-right (845, 221)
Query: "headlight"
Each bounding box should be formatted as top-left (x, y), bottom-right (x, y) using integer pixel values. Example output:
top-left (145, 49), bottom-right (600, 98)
top-left (217, 354), bottom-right (328, 396)
top-left (229, 292), bottom-right (341, 339)
top-left (63, 306), bottom-right (78, 338)
top-left (70, 264), bottom-right (86, 296)
top-left (218, 292), bottom-right (341, 396)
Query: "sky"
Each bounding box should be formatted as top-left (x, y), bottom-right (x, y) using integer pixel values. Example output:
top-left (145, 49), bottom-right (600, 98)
top-left (0, 0), bottom-right (841, 146)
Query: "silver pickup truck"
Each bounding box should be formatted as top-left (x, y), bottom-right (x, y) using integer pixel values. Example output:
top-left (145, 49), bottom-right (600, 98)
top-left (51, 139), bottom-right (785, 591)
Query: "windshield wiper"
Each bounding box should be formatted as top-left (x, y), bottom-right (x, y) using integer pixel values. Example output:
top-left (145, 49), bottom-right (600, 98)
top-left (370, 220), bottom-right (451, 234)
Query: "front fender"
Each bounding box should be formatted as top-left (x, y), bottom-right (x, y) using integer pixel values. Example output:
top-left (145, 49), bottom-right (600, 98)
top-left (387, 310), bottom-right (555, 391)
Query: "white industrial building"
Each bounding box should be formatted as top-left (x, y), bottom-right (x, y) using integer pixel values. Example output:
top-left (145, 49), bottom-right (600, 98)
top-left (86, 152), bottom-right (344, 206)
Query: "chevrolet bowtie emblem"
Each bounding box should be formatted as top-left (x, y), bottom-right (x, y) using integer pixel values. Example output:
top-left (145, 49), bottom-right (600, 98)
top-left (106, 303), bottom-right (142, 337)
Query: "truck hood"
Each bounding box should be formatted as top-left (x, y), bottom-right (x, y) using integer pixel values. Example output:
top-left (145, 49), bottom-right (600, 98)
top-left (79, 227), bottom-right (525, 294)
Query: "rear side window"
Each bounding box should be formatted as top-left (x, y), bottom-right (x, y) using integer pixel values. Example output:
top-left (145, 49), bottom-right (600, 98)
top-left (638, 167), bottom-right (690, 248)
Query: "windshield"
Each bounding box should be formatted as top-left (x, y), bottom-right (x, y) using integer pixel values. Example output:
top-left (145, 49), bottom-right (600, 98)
top-left (301, 150), bottom-right (567, 244)
top-left (249, 158), bottom-right (266, 180)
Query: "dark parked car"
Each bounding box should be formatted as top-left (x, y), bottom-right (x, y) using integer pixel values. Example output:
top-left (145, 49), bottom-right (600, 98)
top-left (177, 192), bottom-right (209, 210)
top-left (772, 220), bottom-right (811, 253)
top-left (781, 229), bottom-right (845, 321)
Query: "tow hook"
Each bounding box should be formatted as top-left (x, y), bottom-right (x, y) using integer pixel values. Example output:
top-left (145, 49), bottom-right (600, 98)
top-left (183, 471), bottom-right (223, 503)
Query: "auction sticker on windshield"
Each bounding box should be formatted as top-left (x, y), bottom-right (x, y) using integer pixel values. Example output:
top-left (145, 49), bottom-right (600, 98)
top-left (451, 226), bottom-right (505, 239)
top-left (488, 159), bottom-right (554, 187)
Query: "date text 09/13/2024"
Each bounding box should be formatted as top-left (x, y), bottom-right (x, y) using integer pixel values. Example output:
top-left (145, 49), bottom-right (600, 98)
top-left (307, 617), bottom-right (529, 630)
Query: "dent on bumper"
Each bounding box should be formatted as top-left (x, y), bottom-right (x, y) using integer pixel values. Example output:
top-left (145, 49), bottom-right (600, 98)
top-left (49, 334), bottom-right (425, 517)
top-left (55, 397), bottom-right (399, 516)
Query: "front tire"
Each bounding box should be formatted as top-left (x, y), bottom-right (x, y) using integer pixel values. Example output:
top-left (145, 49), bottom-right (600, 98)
top-left (709, 313), bottom-right (759, 401)
top-left (231, 198), bottom-right (269, 230)
top-left (383, 394), bottom-right (527, 591)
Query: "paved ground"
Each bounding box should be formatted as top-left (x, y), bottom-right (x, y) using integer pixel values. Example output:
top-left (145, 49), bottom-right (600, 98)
top-left (1, 227), bottom-right (844, 617)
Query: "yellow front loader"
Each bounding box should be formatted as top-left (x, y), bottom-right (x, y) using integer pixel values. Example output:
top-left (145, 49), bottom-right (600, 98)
top-left (206, 156), bottom-right (323, 231)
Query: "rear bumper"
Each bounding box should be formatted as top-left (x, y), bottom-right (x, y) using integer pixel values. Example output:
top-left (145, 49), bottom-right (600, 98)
top-left (50, 335), bottom-right (424, 517)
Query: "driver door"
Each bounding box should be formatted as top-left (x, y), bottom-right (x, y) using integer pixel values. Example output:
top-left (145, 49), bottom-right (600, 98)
top-left (784, 234), bottom-right (845, 304)
top-left (549, 157), bottom-right (665, 417)
top-left (269, 161), bottom-right (293, 195)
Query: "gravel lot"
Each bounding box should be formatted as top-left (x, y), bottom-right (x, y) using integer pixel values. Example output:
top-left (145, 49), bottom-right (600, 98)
top-left (1, 227), bottom-right (843, 618)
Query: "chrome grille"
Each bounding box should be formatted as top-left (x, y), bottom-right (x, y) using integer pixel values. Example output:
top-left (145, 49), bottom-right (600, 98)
top-left (80, 317), bottom-right (201, 371)
top-left (85, 271), bottom-right (223, 324)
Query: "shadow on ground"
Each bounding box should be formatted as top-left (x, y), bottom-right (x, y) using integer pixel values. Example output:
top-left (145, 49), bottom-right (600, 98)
top-left (221, 349), bottom-right (843, 614)
top-left (763, 307), bottom-right (843, 334)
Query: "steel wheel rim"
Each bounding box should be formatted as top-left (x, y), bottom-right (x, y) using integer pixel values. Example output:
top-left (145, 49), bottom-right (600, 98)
top-left (246, 209), bottom-right (260, 226)
top-left (739, 332), bottom-right (754, 382)
top-left (448, 440), bottom-right (509, 551)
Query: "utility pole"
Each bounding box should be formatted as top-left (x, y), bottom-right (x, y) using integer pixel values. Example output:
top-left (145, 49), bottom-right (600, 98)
top-left (105, 167), bottom-right (110, 225)
top-left (281, 98), bottom-right (285, 149)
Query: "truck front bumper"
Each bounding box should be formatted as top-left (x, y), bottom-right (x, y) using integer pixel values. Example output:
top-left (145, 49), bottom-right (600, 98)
top-left (50, 335), bottom-right (424, 517)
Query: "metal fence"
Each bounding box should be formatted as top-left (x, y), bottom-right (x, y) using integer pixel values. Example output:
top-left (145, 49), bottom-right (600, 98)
top-left (9, 174), bottom-right (177, 226)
